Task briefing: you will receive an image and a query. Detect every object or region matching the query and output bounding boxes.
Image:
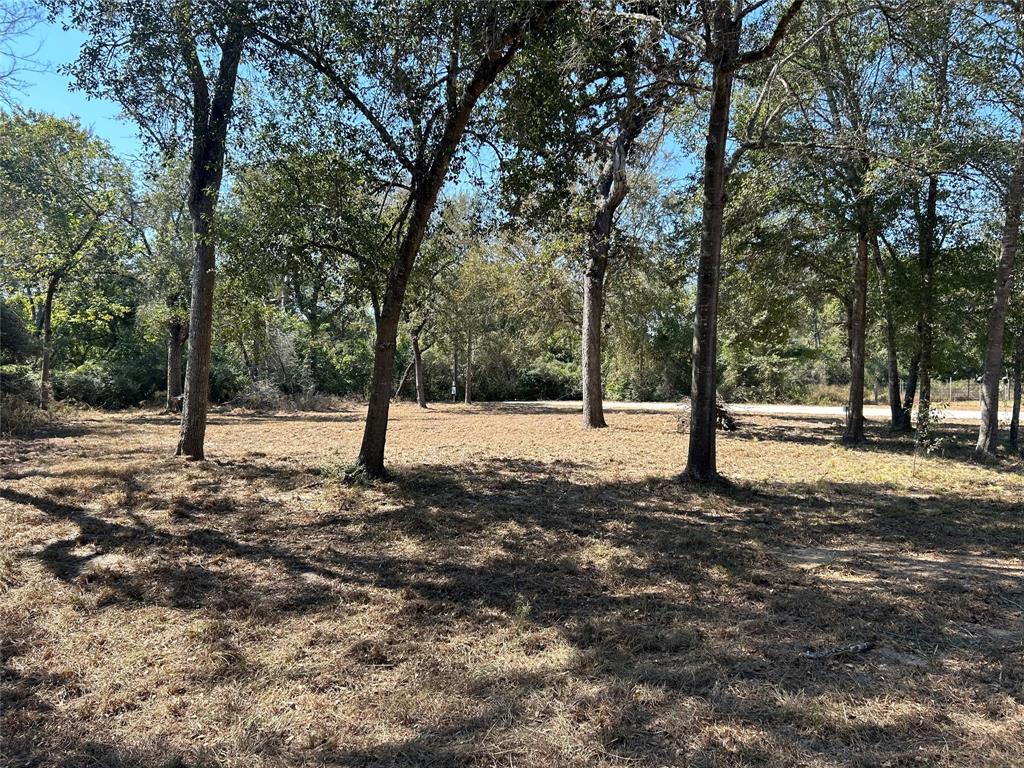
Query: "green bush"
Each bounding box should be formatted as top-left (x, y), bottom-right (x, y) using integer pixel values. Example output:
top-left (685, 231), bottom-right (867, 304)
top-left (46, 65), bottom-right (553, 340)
top-left (515, 357), bottom-right (580, 400)
top-left (303, 336), bottom-right (374, 397)
top-left (1, 364), bottom-right (39, 401)
top-left (52, 356), bottom-right (164, 408)
top-left (209, 353), bottom-right (249, 403)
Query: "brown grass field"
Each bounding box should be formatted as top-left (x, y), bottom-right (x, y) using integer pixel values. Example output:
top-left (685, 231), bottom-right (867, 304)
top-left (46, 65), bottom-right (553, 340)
top-left (2, 403), bottom-right (1023, 767)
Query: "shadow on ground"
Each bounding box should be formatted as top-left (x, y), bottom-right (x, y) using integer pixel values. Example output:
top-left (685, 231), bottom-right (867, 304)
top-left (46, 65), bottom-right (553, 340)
top-left (2, 441), bottom-right (1023, 767)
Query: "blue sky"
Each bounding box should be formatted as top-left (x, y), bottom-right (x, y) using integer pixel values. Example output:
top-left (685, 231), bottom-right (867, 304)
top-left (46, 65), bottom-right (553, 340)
top-left (11, 17), bottom-right (145, 161)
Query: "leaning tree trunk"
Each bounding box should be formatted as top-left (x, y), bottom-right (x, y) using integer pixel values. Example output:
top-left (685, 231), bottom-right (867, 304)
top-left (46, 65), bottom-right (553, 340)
top-left (166, 317), bottom-right (186, 413)
top-left (353, 2), bottom-right (565, 478)
top-left (684, 51), bottom-right (736, 483)
top-left (916, 175), bottom-right (938, 447)
top-left (358, 185), bottom-right (445, 476)
top-left (38, 274), bottom-right (60, 410)
top-left (977, 139), bottom-right (1024, 456)
top-left (1009, 336), bottom-right (1022, 452)
top-left (412, 336), bottom-right (428, 408)
top-left (871, 236), bottom-right (902, 428)
top-left (843, 230), bottom-right (869, 444)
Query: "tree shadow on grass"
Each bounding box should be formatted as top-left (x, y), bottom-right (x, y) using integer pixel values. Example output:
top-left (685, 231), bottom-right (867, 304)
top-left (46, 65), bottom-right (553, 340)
top-left (729, 413), bottom-right (1024, 469)
top-left (2, 454), bottom-right (1023, 767)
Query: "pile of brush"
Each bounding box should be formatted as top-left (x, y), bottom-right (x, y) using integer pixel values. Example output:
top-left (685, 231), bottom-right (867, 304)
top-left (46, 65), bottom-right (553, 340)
top-left (676, 395), bottom-right (739, 433)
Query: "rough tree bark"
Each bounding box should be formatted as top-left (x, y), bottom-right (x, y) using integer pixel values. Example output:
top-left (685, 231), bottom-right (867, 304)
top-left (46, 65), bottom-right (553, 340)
top-left (901, 348), bottom-right (920, 430)
top-left (843, 229), bottom-right (868, 444)
top-left (684, 0), bottom-right (803, 482)
top-left (38, 274), bottom-right (60, 410)
top-left (581, 94), bottom-right (664, 428)
top-left (581, 259), bottom-right (608, 428)
top-left (976, 137), bottom-right (1024, 456)
top-left (166, 316), bottom-right (186, 413)
top-left (175, 21), bottom-right (247, 460)
top-left (685, 54), bottom-right (734, 481)
top-left (916, 175), bottom-right (938, 446)
top-left (871, 235), bottom-right (902, 428)
top-left (1010, 335), bottom-right (1022, 452)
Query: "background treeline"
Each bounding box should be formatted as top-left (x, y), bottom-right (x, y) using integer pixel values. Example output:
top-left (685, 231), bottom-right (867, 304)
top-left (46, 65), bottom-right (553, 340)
top-left (1, 0), bottom-right (1022, 457)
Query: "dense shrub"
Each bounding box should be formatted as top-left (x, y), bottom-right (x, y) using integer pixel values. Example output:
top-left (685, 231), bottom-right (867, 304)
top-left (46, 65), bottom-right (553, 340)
top-left (303, 335), bottom-right (374, 397)
top-left (515, 357), bottom-right (580, 400)
top-left (209, 353), bottom-right (249, 403)
top-left (1, 364), bottom-right (39, 400)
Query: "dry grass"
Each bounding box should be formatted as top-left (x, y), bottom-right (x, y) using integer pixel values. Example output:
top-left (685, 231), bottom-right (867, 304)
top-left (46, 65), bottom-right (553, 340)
top-left (1, 403), bottom-right (1023, 767)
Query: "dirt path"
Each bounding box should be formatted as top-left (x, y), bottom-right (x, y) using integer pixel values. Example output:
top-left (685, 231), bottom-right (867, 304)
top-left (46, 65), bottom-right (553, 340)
top-left (503, 399), bottom-right (1010, 421)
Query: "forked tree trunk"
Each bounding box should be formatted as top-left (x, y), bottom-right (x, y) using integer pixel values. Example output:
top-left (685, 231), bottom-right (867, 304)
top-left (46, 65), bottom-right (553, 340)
top-left (843, 230), bottom-right (869, 444)
top-left (582, 114), bottom-right (648, 428)
top-left (38, 274), bottom-right (60, 410)
top-left (175, 23), bottom-right (246, 460)
top-left (464, 332), bottom-right (473, 404)
top-left (871, 236), bottom-right (902, 428)
top-left (916, 175), bottom-right (938, 446)
top-left (684, 44), bottom-right (736, 483)
top-left (166, 318), bottom-right (186, 413)
top-left (977, 138), bottom-right (1024, 456)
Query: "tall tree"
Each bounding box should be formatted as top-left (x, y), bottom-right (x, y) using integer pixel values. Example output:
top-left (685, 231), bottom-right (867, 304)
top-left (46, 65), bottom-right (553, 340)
top-left (683, 0), bottom-right (804, 482)
top-left (131, 159), bottom-right (192, 412)
top-left (58, 0), bottom-right (253, 458)
top-left (508, 8), bottom-right (697, 427)
top-left (972, 1), bottom-right (1024, 456)
top-left (262, 0), bottom-right (564, 477)
top-left (0, 112), bottom-right (127, 408)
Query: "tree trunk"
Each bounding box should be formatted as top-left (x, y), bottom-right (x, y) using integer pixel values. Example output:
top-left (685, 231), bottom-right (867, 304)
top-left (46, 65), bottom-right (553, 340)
top-left (684, 47), bottom-right (736, 483)
top-left (413, 336), bottom-right (427, 408)
top-left (843, 230), bottom-right (869, 444)
top-left (394, 356), bottom-right (415, 398)
top-left (451, 342), bottom-right (458, 402)
top-left (358, 302), bottom-right (404, 475)
top-left (916, 175), bottom-right (938, 447)
top-left (39, 274), bottom-right (60, 410)
top-left (871, 235), bottom-right (902, 428)
top-left (977, 138), bottom-right (1024, 456)
top-left (1009, 336), bottom-right (1022, 452)
top-left (464, 332), bottom-right (473, 404)
top-left (582, 114), bottom-right (645, 428)
top-left (581, 259), bottom-right (607, 428)
top-left (901, 349), bottom-right (920, 430)
top-left (352, 2), bottom-right (564, 478)
top-left (177, 218), bottom-right (217, 459)
top-left (166, 318), bottom-right (186, 413)
top-left (175, 24), bottom-right (245, 460)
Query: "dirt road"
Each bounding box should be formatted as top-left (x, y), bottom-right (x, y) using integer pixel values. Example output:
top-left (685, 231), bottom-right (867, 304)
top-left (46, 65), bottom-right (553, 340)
top-left (503, 399), bottom-right (1011, 421)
